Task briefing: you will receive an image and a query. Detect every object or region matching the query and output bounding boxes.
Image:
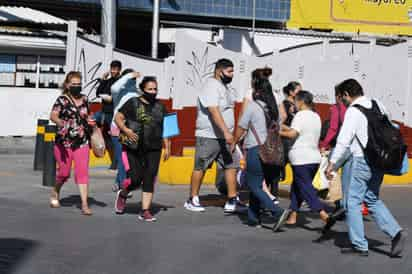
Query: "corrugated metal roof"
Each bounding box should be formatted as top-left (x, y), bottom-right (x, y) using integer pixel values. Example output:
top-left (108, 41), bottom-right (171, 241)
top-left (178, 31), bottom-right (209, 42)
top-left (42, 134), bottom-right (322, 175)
top-left (0, 6), bottom-right (67, 25)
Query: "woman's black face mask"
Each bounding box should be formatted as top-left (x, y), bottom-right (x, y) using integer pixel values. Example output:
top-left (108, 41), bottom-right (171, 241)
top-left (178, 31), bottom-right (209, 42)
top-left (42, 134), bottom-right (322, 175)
top-left (69, 86), bottom-right (82, 97)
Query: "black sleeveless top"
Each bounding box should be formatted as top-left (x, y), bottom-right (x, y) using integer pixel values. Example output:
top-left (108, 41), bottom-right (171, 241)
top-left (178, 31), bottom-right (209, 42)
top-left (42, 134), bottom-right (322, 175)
top-left (283, 100), bottom-right (297, 126)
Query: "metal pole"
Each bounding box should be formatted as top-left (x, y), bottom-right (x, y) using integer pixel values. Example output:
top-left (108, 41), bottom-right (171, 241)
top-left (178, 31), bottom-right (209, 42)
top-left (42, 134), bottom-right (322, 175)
top-left (252, 0), bottom-right (256, 41)
top-left (33, 119), bottom-right (49, 171)
top-left (65, 20), bottom-right (78, 72)
top-left (101, 0), bottom-right (117, 46)
top-left (152, 0), bottom-right (160, 58)
top-left (42, 125), bottom-right (57, 187)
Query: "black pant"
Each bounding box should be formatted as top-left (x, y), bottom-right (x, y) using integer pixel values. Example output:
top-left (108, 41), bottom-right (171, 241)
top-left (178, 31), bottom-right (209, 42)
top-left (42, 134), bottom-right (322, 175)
top-left (262, 163), bottom-right (281, 197)
top-left (125, 149), bottom-right (161, 193)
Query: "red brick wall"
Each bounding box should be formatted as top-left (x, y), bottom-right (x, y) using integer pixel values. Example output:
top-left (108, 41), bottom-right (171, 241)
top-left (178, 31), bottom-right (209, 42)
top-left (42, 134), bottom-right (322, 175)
top-left (92, 100), bottom-right (412, 157)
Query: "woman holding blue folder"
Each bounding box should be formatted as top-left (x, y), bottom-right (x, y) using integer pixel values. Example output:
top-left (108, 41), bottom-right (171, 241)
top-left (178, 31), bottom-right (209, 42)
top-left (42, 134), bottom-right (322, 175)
top-left (114, 76), bottom-right (171, 222)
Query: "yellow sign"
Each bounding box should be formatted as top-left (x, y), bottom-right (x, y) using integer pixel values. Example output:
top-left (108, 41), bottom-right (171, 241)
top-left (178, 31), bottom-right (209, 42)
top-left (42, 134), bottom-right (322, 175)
top-left (288, 0), bottom-right (412, 36)
top-left (37, 126), bottom-right (45, 134)
top-left (44, 133), bottom-right (55, 142)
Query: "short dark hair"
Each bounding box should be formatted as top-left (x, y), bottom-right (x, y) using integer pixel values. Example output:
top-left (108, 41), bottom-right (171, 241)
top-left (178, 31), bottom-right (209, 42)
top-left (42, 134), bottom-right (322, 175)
top-left (335, 79), bottom-right (364, 97)
top-left (295, 90), bottom-right (315, 110)
top-left (139, 76), bottom-right (157, 91)
top-left (110, 60), bottom-right (122, 69)
top-left (283, 81), bottom-right (301, 96)
top-left (215, 58), bottom-right (234, 71)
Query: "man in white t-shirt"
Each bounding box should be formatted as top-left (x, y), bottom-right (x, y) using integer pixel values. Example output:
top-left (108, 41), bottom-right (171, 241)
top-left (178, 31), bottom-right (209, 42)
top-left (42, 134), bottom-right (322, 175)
top-left (184, 59), bottom-right (243, 213)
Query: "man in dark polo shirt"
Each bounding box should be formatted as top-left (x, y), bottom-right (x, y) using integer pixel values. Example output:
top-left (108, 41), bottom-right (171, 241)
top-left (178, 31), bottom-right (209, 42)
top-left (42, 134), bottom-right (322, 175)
top-left (95, 60), bottom-right (122, 169)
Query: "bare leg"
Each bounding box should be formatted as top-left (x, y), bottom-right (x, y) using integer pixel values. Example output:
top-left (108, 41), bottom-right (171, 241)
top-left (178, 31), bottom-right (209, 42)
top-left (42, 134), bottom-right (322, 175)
top-left (142, 192), bottom-right (154, 210)
top-left (50, 183), bottom-right (63, 207)
top-left (78, 184), bottom-right (92, 215)
top-left (190, 170), bottom-right (205, 197)
top-left (287, 211), bottom-right (298, 225)
top-left (319, 210), bottom-right (329, 223)
top-left (224, 168), bottom-right (237, 199)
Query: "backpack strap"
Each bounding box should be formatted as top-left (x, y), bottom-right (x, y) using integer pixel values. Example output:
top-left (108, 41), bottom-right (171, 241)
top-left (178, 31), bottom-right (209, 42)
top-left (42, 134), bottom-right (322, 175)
top-left (249, 123), bottom-right (263, 146)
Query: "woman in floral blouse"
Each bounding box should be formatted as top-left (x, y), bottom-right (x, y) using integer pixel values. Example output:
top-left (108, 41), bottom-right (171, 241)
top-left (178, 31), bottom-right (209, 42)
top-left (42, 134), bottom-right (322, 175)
top-left (49, 71), bottom-right (94, 215)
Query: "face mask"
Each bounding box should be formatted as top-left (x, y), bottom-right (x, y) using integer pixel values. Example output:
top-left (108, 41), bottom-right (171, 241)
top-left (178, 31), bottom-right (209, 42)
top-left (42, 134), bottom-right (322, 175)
top-left (220, 72), bottom-right (233, 85)
top-left (143, 91), bottom-right (157, 104)
top-left (69, 86), bottom-right (82, 97)
top-left (341, 97), bottom-right (351, 107)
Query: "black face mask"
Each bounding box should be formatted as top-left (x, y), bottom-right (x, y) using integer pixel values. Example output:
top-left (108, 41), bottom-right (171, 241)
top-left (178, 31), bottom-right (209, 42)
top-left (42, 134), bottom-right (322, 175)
top-left (220, 73), bottom-right (233, 85)
top-left (143, 92), bottom-right (157, 104)
top-left (341, 97), bottom-right (351, 107)
top-left (69, 86), bottom-right (82, 97)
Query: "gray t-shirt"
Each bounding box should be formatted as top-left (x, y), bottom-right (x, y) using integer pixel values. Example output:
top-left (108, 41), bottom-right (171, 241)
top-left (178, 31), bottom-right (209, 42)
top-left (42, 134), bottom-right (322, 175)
top-left (238, 100), bottom-right (267, 149)
top-left (195, 77), bottom-right (236, 139)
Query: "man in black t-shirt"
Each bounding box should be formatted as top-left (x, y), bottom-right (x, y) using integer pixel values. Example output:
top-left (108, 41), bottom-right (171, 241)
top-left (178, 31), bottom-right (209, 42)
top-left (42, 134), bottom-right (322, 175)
top-left (95, 60), bottom-right (122, 169)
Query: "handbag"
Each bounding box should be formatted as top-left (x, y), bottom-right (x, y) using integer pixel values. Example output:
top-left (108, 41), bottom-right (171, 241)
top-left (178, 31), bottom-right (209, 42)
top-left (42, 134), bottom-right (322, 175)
top-left (90, 126), bottom-right (106, 157)
top-left (119, 120), bottom-right (141, 150)
top-left (249, 102), bottom-right (284, 166)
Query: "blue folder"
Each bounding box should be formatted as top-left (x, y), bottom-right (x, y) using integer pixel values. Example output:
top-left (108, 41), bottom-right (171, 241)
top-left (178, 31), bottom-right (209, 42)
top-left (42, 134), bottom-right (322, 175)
top-left (163, 113), bottom-right (180, 138)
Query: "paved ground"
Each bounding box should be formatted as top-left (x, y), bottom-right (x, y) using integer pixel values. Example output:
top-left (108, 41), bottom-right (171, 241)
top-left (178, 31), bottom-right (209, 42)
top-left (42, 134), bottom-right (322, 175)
top-left (0, 154), bottom-right (411, 274)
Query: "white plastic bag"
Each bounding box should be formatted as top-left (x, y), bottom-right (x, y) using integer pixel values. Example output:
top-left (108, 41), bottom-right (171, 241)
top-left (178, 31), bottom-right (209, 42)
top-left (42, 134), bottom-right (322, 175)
top-left (312, 155), bottom-right (329, 190)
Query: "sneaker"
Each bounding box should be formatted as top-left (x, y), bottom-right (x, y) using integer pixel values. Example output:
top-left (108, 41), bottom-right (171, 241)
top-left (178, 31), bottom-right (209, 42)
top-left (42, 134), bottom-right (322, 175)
top-left (184, 198), bottom-right (205, 212)
top-left (127, 192), bottom-right (133, 198)
top-left (391, 231), bottom-right (406, 258)
top-left (112, 183), bottom-right (120, 192)
top-left (114, 190), bottom-right (127, 214)
top-left (224, 198), bottom-right (248, 214)
top-left (138, 210), bottom-right (157, 222)
top-left (273, 209), bottom-right (290, 232)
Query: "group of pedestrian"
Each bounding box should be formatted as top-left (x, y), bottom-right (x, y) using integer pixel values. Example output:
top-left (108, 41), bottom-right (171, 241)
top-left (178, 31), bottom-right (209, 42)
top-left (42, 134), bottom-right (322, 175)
top-left (48, 57), bottom-right (405, 257)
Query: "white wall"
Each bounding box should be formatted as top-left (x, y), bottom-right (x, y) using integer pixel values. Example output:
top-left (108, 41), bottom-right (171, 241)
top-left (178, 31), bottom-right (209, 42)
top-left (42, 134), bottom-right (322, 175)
top-left (0, 87), bottom-right (60, 136)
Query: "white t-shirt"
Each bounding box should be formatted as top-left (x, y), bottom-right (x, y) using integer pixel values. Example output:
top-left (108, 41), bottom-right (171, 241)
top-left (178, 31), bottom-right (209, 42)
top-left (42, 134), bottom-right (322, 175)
top-left (195, 78), bottom-right (236, 139)
top-left (288, 110), bottom-right (321, 166)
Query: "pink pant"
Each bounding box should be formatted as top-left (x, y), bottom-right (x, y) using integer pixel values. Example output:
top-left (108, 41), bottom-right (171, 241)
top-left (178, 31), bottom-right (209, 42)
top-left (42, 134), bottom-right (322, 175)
top-left (54, 144), bottom-right (90, 185)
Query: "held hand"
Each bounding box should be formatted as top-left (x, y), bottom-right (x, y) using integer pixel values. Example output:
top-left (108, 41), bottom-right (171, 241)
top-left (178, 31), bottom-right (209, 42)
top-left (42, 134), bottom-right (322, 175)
top-left (87, 117), bottom-right (96, 128)
top-left (132, 72), bottom-right (141, 79)
top-left (224, 131), bottom-right (234, 145)
top-left (163, 148), bottom-right (170, 161)
top-left (325, 162), bottom-right (335, 181)
top-left (124, 128), bottom-right (138, 143)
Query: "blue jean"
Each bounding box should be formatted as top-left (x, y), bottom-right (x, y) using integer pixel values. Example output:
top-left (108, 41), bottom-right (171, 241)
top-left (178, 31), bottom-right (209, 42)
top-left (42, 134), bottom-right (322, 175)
top-left (112, 136), bottom-right (126, 186)
top-left (246, 147), bottom-right (283, 223)
top-left (290, 164), bottom-right (324, 212)
top-left (330, 147), bottom-right (352, 209)
top-left (346, 157), bottom-right (402, 251)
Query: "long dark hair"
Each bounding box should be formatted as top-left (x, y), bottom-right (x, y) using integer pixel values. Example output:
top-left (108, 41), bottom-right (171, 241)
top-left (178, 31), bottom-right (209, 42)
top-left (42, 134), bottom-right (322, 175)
top-left (252, 70), bottom-right (279, 123)
top-left (283, 81), bottom-right (301, 97)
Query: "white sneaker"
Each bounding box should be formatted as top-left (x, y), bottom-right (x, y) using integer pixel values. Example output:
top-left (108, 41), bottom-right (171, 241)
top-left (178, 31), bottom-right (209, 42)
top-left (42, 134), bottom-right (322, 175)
top-left (184, 198), bottom-right (205, 212)
top-left (224, 201), bottom-right (236, 213)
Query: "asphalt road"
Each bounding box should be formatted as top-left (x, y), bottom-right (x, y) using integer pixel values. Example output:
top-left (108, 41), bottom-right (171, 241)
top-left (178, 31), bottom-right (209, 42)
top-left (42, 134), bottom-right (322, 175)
top-left (0, 154), bottom-right (411, 274)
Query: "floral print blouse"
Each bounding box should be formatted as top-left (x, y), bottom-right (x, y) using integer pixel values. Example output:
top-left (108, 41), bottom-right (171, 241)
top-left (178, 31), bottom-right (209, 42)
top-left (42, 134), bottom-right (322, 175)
top-left (52, 95), bottom-right (91, 149)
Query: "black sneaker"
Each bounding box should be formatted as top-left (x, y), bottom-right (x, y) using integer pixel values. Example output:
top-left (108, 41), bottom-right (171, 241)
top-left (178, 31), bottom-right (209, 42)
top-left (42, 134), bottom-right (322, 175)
top-left (391, 231), bottom-right (406, 258)
top-left (322, 216), bottom-right (337, 234)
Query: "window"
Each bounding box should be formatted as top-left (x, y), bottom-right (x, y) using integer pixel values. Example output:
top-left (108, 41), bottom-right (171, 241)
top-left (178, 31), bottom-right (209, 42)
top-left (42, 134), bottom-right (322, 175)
top-left (0, 54), bottom-right (65, 88)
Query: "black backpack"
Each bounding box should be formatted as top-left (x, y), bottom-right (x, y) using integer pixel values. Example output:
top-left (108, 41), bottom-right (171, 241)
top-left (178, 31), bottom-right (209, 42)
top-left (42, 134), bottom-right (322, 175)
top-left (353, 100), bottom-right (407, 172)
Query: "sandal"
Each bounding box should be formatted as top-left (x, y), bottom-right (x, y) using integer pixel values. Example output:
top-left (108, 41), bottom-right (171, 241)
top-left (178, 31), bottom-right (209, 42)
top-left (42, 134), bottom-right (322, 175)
top-left (81, 206), bottom-right (93, 216)
top-left (49, 197), bottom-right (60, 208)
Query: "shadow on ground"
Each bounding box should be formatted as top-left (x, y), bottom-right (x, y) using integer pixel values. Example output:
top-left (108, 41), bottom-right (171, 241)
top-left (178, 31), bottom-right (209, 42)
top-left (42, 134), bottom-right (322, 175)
top-left (0, 238), bottom-right (37, 274)
top-left (59, 195), bottom-right (107, 209)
